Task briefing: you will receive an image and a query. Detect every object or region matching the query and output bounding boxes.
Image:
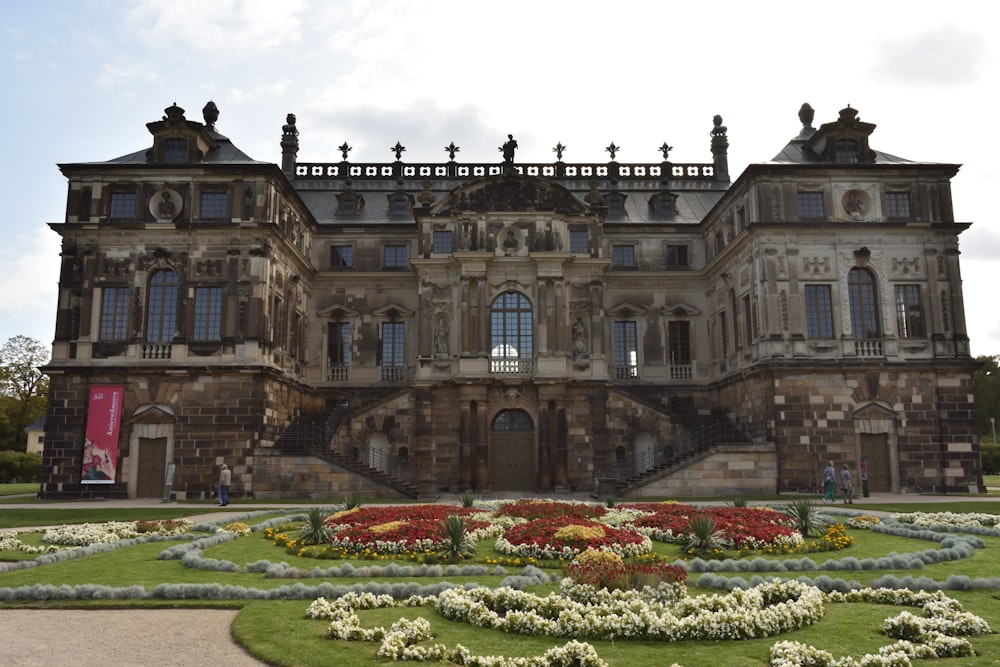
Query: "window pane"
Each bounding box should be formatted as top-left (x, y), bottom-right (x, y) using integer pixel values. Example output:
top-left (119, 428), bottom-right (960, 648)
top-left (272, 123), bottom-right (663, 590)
top-left (146, 270), bottom-right (178, 342)
top-left (331, 246), bottom-right (353, 268)
top-left (895, 285), bottom-right (924, 338)
top-left (805, 285), bottom-right (834, 338)
top-left (490, 292), bottom-right (533, 371)
top-left (834, 139), bottom-right (859, 163)
top-left (613, 321), bottom-right (638, 377)
top-left (612, 245), bottom-right (635, 267)
top-left (100, 287), bottom-right (130, 340)
top-left (797, 192), bottom-right (824, 218)
top-left (666, 245), bottom-right (689, 269)
top-left (848, 268), bottom-right (880, 338)
top-left (193, 287), bottom-right (222, 341)
top-left (885, 192), bottom-right (911, 218)
top-left (668, 321), bottom-right (691, 365)
top-left (110, 192), bottom-right (136, 220)
top-left (200, 192), bottom-right (228, 219)
top-left (381, 322), bottom-right (405, 366)
top-left (432, 231), bottom-right (453, 253)
top-left (570, 230), bottom-right (588, 254)
top-left (164, 138), bottom-right (188, 162)
top-left (384, 245), bottom-right (408, 267)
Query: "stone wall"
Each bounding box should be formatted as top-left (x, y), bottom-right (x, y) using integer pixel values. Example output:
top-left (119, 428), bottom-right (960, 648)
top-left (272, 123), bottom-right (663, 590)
top-left (252, 450), bottom-right (410, 499)
top-left (627, 443), bottom-right (777, 498)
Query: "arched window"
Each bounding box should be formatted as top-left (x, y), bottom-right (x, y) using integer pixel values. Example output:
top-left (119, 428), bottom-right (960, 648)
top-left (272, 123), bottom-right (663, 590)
top-left (848, 267), bottom-right (880, 339)
top-left (492, 409), bottom-right (533, 430)
top-left (146, 270), bottom-right (178, 342)
top-left (490, 292), bottom-right (533, 373)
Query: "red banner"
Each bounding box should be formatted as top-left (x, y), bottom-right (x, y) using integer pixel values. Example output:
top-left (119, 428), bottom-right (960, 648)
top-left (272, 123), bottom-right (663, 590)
top-left (81, 385), bottom-right (124, 484)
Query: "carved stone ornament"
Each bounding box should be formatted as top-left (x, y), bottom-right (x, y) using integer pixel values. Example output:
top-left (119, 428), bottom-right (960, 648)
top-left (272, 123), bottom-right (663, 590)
top-left (431, 176), bottom-right (586, 215)
top-left (501, 387), bottom-right (524, 409)
top-left (150, 188), bottom-right (182, 222)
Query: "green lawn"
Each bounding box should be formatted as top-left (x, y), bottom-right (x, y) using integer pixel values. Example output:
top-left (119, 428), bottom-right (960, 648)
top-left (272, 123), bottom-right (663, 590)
top-left (3, 504), bottom-right (1000, 666)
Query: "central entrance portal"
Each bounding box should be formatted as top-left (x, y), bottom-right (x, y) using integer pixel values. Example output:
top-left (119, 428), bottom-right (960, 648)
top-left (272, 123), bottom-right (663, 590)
top-left (491, 409), bottom-right (535, 491)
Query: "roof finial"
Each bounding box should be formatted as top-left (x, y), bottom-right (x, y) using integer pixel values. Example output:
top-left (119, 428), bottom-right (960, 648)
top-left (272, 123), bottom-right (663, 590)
top-left (202, 100), bottom-right (219, 128)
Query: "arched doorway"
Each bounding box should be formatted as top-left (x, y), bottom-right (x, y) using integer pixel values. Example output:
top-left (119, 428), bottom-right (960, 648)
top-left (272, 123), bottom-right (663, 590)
top-left (491, 409), bottom-right (535, 490)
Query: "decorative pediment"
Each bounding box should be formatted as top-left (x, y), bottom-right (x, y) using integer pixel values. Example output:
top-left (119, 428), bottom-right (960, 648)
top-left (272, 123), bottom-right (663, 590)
top-left (131, 404), bottom-right (176, 425)
top-left (430, 175), bottom-right (587, 216)
top-left (372, 303), bottom-right (414, 319)
top-left (318, 303), bottom-right (360, 319)
top-left (851, 400), bottom-right (897, 420)
top-left (660, 302), bottom-right (702, 317)
top-left (608, 302), bottom-right (648, 318)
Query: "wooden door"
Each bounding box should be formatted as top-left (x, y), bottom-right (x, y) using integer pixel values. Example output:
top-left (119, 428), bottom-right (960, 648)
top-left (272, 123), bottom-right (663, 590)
top-left (136, 438), bottom-right (167, 497)
top-left (860, 433), bottom-right (891, 492)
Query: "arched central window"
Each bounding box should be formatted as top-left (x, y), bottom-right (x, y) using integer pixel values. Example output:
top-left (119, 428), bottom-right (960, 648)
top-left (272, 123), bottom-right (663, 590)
top-left (490, 291), bottom-right (533, 374)
top-left (848, 267), bottom-right (880, 339)
top-left (146, 270), bottom-right (178, 342)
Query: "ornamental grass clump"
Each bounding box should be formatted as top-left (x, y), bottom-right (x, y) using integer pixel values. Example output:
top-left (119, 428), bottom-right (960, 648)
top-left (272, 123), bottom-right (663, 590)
top-left (438, 515), bottom-right (476, 563)
top-left (681, 514), bottom-right (733, 558)
top-left (298, 507), bottom-right (334, 545)
top-left (780, 499), bottom-right (827, 537)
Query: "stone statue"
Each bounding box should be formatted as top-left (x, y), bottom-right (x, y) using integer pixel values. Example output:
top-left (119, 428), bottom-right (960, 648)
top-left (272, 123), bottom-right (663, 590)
top-left (572, 317), bottom-right (587, 357)
top-left (157, 191), bottom-right (176, 219)
top-left (499, 134), bottom-right (518, 162)
top-left (434, 317), bottom-right (449, 355)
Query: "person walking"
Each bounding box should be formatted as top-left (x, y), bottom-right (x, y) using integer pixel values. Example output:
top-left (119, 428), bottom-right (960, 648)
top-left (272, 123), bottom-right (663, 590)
top-left (840, 463), bottom-right (854, 504)
top-left (822, 461), bottom-right (836, 503)
top-left (218, 463), bottom-right (231, 506)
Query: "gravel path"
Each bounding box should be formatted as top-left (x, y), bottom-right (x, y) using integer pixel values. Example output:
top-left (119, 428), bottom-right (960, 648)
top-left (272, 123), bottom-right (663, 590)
top-left (0, 609), bottom-right (267, 666)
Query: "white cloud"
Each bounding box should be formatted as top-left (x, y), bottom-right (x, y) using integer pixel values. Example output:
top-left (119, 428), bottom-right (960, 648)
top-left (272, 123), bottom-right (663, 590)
top-left (125, 0), bottom-right (307, 55)
top-left (0, 229), bottom-right (61, 346)
top-left (871, 25), bottom-right (989, 86)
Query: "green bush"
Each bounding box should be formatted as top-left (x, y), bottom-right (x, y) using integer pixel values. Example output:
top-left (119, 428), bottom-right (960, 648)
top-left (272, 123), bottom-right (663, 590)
top-left (0, 451), bottom-right (42, 483)
top-left (981, 440), bottom-right (999, 474)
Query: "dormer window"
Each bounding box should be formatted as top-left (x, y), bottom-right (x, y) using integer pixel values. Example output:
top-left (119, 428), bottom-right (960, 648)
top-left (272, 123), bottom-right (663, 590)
top-left (834, 139), bottom-right (859, 164)
top-left (164, 138), bottom-right (189, 163)
top-left (387, 193), bottom-right (412, 217)
top-left (605, 193), bottom-right (626, 217)
top-left (649, 192), bottom-right (677, 217)
top-left (336, 192), bottom-right (364, 216)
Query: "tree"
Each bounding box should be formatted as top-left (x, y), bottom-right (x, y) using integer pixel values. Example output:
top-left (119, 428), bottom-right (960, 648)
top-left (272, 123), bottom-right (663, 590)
top-left (973, 355), bottom-right (1000, 442)
top-left (0, 336), bottom-right (49, 451)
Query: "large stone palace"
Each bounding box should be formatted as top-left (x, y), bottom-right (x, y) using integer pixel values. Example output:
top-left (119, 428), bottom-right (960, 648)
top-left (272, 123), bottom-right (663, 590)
top-left (38, 101), bottom-right (984, 499)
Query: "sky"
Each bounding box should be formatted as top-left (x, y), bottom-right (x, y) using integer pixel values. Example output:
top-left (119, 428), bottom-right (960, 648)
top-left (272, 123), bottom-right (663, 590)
top-left (1, 0), bottom-right (998, 358)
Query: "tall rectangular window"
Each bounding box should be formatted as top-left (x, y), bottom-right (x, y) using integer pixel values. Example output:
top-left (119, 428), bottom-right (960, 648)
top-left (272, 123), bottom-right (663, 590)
top-left (612, 245), bottom-right (635, 268)
top-left (193, 287), bottom-right (223, 341)
top-left (330, 245), bottom-right (353, 268)
top-left (200, 192), bottom-right (228, 219)
top-left (384, 245), bottom-right (408, 268)
top-left (668, 321), bottom-right (691, 365)
top-left (805, 285), bottom-right (834, 337)
top-left (100, 287), bottom-right (130, 341)
top-left (613, 321), bottom-right (638, 378)
top-left (328, 323), bottom-right (350, 364)
top-left (742, 294), bottom-right (755, 345)
top-left (432, 231), bottom-right (453, 253)
top-left (884, 192), bottom-right (911, 218)
top-left (381, 322), bottom-right (405, 367)
top-left (895, 285), bottom-right (925, 338)
top-left (665, 245), bottom-right (689, 269)
top-left (146, 270), bottom-right (178, 343)
top-left (797, 192), bottom-right (825, 219)
top-left (109, 192), bottom-right (136, 220)
top-left (719, 312), bottom-right (729, 355)
top-left (569, 230), bottom-right (588, 254)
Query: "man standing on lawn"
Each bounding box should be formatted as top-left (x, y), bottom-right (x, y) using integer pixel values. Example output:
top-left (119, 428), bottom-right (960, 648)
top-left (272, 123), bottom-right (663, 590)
top-left (218, 463), bottom-right (231, 506)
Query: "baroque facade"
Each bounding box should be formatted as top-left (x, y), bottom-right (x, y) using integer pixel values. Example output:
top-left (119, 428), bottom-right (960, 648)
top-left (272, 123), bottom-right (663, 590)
top-left (39, 101), bottom-right (984, 499)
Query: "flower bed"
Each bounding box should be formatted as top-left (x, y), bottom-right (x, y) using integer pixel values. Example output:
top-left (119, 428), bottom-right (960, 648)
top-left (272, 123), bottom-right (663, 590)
top-left (625, 503), bottom-right (803, 550)
top-left (494, 499), bottom-right (608, 521)
top-left (495, 516), bottom-right (652, 560)
top-left (324, 505), bottom-right (495, 555)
